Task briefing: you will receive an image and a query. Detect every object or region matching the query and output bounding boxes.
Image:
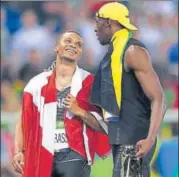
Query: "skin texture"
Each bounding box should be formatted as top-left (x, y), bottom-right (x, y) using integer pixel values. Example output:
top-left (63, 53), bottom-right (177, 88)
top-left (55, 32), bottom-right (84, 63)
top-left (95, 17), bottom-right (124, 45)
top-left (12, 32), bottom-right (105, 174)
top-left (125, 46), bottom-right (166, 157)
top-left (95, 17), bottom-right (112, 45)
top-left (12, 120), bottom-right (24, 174)
top-left (95, 17), bottom-right (166, 158)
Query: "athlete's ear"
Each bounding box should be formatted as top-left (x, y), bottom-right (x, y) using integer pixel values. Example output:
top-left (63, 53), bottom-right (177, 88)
top-left (106, 19), bottom-right (112, 27)
top-left (54, 46), bottom-right (58, 52)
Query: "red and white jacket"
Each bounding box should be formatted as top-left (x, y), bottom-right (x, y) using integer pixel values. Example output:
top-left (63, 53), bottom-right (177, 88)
top-left (21, 66), bottom-right (111, 177)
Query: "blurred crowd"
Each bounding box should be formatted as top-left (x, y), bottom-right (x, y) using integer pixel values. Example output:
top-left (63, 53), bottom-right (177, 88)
top-left (0, 1), bottom-right (178, 176)
top-left (1, 1), bottom-right (178, 112)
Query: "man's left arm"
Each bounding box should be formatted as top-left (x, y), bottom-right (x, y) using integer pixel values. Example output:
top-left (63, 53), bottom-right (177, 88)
top-left (65, 94), bottom-right (107, 134)
top-left (125, 45), bottom-right (167, 158)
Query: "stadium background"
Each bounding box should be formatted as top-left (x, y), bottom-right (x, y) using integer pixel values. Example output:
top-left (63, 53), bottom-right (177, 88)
top-left (1, 1), bottom-right (178, 177)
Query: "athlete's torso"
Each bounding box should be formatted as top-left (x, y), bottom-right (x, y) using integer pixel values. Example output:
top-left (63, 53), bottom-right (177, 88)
top-left (108, 38), bottom-right (151, 144)
top-left (54, 87), bottom-right (71, 150)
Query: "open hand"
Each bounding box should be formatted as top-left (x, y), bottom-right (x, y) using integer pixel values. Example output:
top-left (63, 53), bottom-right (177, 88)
top-left (12, 152), bottom-right (24, 174)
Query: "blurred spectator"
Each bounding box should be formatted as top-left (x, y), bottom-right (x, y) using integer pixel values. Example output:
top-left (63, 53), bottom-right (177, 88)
top-left (77, 4), bottom-right (107, 71)
top-left (143, 1), bottom-right (176, 18)
top-left (41, 2), bottom-right (66, 33)
top-left (1, 7), bottom-right (10, 58)
top-left (11, 9), bottom-right (55, 67)
top-left (138, 14), bottom-right (164, 61)
top-left (133, 1), bottom-right (177, 63)
top-left (168, 41), bottom-right (178, 77)
top-left (19, 49), bottom-right (42, 84)
top-left (173, 83), bottom-right (178, 109)
top-left (168, 41), bottom-right (178, 65)
top-left (167, 41), bottom-right (178, 109)
top-left (0, 1), bottom-right (178, 111)
top-left (0, 2), bottom-right (178, 176)
top-left (1, 58), bottom-right (14, 82)
top-left (4, 2), bottom-right (21, 34)
top-left (1, 81), bottom-right (21, 112)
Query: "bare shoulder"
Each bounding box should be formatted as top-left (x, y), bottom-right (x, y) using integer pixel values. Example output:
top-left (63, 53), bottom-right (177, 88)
top-left (125, 45), bottom-right (153, 72)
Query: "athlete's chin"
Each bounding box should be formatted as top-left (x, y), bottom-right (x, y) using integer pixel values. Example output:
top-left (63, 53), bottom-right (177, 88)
top-left (98, 39), bottom-right (109, 46)
top-left (62, 55), bottom-right (76, 63)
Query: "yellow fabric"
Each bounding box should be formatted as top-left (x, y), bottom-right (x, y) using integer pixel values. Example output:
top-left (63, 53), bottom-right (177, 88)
top-left (111, 29), bottom-right (132, 109)
top-left (96, 2), bottom-right (137, 31)
top-left (151, 140), bottom-right (161, 177)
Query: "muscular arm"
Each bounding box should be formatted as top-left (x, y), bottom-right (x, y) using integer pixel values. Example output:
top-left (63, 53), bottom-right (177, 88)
top-left (78, 109), bottom-right (107, 134)
top-left (65, 94), bottom-right (107, 134)
top-left (14, 119), bottom-right (24, 154)
top-left (125, 45), bottom-right (167, 141)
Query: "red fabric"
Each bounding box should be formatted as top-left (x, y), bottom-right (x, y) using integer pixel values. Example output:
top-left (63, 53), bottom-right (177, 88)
top-left (22, 93), bottom-right (52, 177)
top-left (22, 70), bottom-right (111, 177)
top-left (65, 74), bottom-right (111, 162)
top-left (173, 83), bottom-right (178, 108)
top-left (89, 1), bottom-right (112, 13)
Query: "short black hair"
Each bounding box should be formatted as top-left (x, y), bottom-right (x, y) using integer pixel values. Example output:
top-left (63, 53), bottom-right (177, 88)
top-left (57, 30), bottom-right (83, 44)
top-left (66, 30), bottom-right (82, 38)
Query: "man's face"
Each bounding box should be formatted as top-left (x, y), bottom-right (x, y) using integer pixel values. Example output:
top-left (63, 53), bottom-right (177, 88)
top-left (56, 32), bottom-right (83, 62)
top-left (22, 10), bottom-right (37, 28)
top-left (29, 49), bottom-right (40, 64)
top-left (95, 17), bottom-right (111, 46)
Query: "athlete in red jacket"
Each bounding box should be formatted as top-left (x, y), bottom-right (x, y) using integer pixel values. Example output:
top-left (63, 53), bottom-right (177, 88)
top-left (12, 31), bottom-right (111, 177)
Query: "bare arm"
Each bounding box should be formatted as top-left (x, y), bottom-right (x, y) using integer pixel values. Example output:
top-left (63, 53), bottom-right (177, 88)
top-left (126, 45), bottom-right (167, 141)
top-left (12, 118), bottom-right (24, 174)
top-left (77, 109), bottom-right (106, 134)
top-left (14, 119), bottom-right (24, 154)
top-left (65, 94), bottom-right (107, 134)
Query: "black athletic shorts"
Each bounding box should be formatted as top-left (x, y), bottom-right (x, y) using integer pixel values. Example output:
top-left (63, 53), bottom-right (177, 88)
top-left (51, 149), bottom-right (91, 177)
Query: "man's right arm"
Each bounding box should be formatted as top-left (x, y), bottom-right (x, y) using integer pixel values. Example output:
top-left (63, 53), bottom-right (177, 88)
top-left (12, 80), bottom-right (34, 174)
top-left (12, 118), bottom-right (24, 174)
top-left (14, 119), bottom-right (24, 154)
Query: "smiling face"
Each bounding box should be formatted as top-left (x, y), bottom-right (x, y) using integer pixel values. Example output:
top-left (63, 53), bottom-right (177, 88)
top-left (56, 32), bottom-right (83, 62)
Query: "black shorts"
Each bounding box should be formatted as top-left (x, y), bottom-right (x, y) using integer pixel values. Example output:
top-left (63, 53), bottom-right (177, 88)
top-left (112, 144), bottom-right (156, 177)
top-left (51, 149), bottom-right (91, 177)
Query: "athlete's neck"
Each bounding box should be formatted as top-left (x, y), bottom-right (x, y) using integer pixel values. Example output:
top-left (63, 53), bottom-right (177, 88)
top-left (55, 56), bottom-right (76, 79)
top-left (110, 26), bottom-right (123, 41)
